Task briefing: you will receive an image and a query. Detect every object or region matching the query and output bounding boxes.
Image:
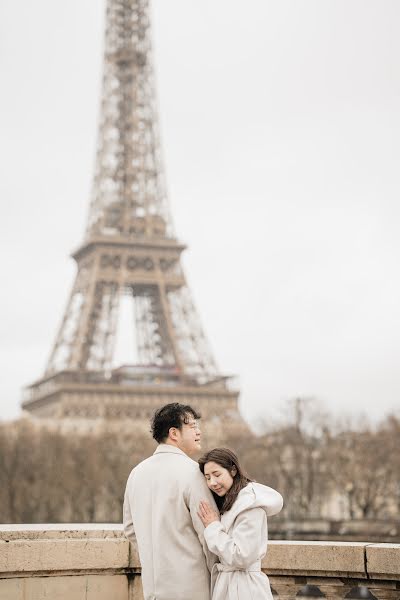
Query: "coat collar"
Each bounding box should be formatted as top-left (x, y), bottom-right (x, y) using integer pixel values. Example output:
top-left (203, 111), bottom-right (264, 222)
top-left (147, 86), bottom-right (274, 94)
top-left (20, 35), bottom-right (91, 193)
top-left (153, 443), bottom-right (190, 458)
top-left (221, 483), bottom-right (255, 531)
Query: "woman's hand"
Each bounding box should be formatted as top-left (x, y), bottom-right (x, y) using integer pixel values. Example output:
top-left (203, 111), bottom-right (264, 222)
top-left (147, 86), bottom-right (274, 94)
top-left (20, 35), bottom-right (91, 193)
top-left (198, 500), bottom-right (220, 527)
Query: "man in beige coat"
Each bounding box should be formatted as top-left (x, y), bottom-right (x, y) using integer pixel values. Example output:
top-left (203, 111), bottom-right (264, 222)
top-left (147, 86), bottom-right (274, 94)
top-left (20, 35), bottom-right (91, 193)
top-left (123, 403), bottom-right (217, 600)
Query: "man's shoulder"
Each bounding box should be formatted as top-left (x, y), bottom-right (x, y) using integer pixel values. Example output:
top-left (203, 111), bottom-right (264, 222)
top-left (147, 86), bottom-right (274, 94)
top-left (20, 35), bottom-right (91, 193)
top-left (128, 451), bottom-right (197, 472)
top-left (155, 450), bottom-right (200, 474)
top-left (126, 454), bottom-right (154, 480)
top-left (126, 448), bottom-right (203, 484)
top-left (135, 454), bottom-right (155, 468)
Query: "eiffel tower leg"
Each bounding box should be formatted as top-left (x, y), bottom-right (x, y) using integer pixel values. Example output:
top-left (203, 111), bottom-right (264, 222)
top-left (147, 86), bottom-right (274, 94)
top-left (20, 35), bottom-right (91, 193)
top-left (132, 283), bottom-right (183, 373)
top-left (168, 285), bottom-right (218, 381)
top-left (75, 281), bottom-right (120, 372)
top-left (156, 283), bottom-right (184, 373)
top-left (46, 266), bottom-right (91, 375)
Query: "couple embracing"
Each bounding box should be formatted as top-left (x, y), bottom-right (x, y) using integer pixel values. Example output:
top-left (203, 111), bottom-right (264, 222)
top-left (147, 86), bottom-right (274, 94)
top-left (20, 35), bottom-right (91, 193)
top-left (123, 403), bottom-right (283, 600)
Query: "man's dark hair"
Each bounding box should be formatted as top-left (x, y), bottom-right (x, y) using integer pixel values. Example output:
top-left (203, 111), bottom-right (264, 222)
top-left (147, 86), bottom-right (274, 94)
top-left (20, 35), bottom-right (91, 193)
top-left (151, 403), bottom-right (201, 443)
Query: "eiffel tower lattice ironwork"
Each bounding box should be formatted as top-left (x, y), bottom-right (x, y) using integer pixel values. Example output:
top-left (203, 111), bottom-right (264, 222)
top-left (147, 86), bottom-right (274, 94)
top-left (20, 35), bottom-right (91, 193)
top-left (22, 0), bottom-right (242, 424)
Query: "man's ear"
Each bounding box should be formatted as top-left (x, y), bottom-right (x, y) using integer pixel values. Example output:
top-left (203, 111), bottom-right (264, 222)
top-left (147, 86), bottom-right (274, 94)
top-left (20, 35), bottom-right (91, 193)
top-left (168, 427), bottom-right (179, 442)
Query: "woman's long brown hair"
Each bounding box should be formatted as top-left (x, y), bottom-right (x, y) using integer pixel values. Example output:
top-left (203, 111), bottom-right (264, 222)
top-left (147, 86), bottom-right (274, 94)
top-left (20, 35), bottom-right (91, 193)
top-left (198, 448), bottom-right (253, 514)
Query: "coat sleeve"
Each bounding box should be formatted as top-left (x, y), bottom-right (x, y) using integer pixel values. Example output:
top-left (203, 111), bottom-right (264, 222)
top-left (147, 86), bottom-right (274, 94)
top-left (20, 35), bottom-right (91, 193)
top-left (122, 478), bottom-right (136, 543)
top-left (187, 470), bottom-right (219, 573)
top-left (204, 507), bottom-right (265, 569)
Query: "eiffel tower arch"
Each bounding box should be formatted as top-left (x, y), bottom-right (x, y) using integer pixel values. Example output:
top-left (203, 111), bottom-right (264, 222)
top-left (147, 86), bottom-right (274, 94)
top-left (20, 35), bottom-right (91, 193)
top-left (22, 0), bottom-right (243, 428)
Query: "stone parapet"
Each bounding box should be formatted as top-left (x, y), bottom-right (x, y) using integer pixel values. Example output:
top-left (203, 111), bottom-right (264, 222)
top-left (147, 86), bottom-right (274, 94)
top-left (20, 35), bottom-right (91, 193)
top-left (0, 525), bottom-right (399, 599)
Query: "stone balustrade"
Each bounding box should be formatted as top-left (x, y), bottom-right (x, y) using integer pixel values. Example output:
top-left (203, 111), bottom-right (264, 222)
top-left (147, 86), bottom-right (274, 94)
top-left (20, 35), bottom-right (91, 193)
top-left (0, 525), bottom-right (399, 600)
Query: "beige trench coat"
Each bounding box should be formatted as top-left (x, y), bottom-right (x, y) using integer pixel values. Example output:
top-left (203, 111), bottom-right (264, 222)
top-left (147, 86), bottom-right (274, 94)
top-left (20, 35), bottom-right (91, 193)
top-left (204, 482), bottom-right (283, 600)
top-left (123, 444), bottom-right (218, 600)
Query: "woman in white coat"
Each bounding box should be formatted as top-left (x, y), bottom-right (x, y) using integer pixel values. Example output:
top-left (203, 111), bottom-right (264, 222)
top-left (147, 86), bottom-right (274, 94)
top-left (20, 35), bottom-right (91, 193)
top-left (198, 448), bottom-right (283, 600)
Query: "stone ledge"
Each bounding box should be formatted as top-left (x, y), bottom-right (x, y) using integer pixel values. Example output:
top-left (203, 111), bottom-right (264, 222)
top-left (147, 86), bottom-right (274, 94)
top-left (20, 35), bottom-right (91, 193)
top-left (0, 538), bottom-right (129, 574)
top-left (0, 523), bottom-right (124, 541)
top-left (366, 544), bottom-right (400, 581)
top-left (264, 541), bottom-right (368, 578)
top-left (1, 525), bottom-right (399, 581)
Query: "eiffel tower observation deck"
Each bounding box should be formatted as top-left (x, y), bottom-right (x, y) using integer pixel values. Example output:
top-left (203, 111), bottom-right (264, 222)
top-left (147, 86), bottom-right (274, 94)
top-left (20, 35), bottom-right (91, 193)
top-left (22, 0), bottom-right (243, 426)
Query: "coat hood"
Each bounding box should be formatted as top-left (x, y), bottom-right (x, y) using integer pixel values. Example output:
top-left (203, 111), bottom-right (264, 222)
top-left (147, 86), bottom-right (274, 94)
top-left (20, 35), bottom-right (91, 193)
top-left (221, 482), bottom-right (283, 532)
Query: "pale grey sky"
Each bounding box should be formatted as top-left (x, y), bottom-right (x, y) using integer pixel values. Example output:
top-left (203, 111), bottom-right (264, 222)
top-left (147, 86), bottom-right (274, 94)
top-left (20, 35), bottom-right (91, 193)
top-left (0, 1), bottom-right (399, 426)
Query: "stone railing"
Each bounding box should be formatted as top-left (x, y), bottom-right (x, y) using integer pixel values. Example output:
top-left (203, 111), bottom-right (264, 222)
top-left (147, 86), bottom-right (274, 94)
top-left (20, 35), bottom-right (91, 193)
top-left (0, 525), bottom-right (399, 600)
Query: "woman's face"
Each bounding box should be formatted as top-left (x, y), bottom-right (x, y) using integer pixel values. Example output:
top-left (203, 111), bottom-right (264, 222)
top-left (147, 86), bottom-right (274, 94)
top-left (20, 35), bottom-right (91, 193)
top-left (204, 461), bottom-right (236, 496)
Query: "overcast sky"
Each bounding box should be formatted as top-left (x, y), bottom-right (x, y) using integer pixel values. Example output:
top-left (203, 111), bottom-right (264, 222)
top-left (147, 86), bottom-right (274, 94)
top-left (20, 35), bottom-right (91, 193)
top-left (0, 1), bottom-right (399, 427)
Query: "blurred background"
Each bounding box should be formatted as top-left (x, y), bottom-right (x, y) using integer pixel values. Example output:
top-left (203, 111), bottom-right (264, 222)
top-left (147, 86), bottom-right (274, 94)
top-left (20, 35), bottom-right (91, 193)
top-left (0, 1), bottom-right (399, 537)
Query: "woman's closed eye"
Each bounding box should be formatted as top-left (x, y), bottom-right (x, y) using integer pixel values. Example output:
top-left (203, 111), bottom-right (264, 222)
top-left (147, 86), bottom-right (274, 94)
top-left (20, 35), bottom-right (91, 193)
top-left (206, 473), bottom-right (221, 480)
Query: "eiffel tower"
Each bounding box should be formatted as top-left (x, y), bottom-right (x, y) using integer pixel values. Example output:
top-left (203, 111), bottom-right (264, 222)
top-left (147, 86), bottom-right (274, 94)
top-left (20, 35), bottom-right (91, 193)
top-left (22, 0), bottom-right (242, 425)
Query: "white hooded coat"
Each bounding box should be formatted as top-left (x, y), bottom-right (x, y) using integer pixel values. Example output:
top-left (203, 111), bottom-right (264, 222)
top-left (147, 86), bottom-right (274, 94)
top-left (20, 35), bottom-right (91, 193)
top-left (203, 482), bottom-right (283, 600)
